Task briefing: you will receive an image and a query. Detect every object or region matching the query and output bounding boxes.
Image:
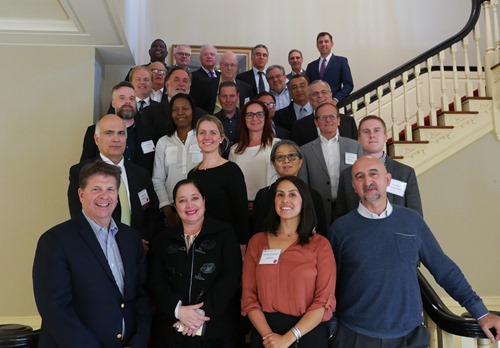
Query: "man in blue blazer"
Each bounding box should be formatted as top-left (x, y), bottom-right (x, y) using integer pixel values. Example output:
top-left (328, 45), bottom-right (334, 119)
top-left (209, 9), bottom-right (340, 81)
top-left (335, 115), bottom-right (423, 218)
top-left (305, 32), bottom-right (353, 104)
top-left (33, 161), bottom-right (151, 348)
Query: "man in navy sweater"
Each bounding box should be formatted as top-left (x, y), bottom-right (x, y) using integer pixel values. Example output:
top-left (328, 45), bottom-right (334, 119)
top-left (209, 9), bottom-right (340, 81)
top-left (329, 156), bottom-right (500, 347)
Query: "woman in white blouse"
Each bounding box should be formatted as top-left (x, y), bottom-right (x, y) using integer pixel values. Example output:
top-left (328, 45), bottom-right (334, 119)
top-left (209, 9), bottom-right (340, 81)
top-left (152, 93), bottom-right (202, 228)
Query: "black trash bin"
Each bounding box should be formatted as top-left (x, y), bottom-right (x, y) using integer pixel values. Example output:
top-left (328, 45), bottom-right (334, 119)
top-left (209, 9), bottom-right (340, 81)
top-left (0, 324), bottom-right (39, 348)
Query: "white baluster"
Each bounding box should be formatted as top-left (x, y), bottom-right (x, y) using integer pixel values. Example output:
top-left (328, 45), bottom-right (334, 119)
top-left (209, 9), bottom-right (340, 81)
top-left (438, 51), bottom-right (449, 111)
top-left (462, 37), bottom-right (474, 96)
top-left (364, 93), bottom-right (371, 117)
top-left (427, 57), bottom-right (437, 126)
top-left (402, 71), bottom-right (412, 139)
top-left (414, 64), bottom-right (424, 125)
top-left (474, 24), bottom-right (486, 96)
top-left (389, 79), bottom-right (399, 141)
top-left (450, 43), bottom-right (462, 111)
top-left (376, 86), bottom-right (383, 118)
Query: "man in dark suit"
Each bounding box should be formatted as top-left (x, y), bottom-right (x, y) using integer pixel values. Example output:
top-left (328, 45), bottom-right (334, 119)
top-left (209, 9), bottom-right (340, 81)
top-left (149, 61), bottom-right (169, 105)
top-left (70, 114), bottom-right (162, 248)
top-left (290, 80), bottom-right (358, 146)
top-left (193, 51), bottom-right (253, 114)
top-left (34, 161), bottom-right (151, 348)
top-left (190, 44), bottom-right (221, 86)
top-left (236, 44), bottom-right (269, 94)
top-left (125, 38), bottom-right (168, 81)
top-left (305, 32), bottom-right (353, 105)
top-left (255, 92), bottom-right (290, 139)
top-left (82, 81), bottom-right (157, 175)
top-left (299, 102), bottom-right (363, 224)
top-left (286, 49), bottom-right (305, 80)
top-left (274, 74), bottom-right (313, 131)
top-left (335, 115), bottom-right (423, 218)
top-left (214, 81), bottom-right (241, 158)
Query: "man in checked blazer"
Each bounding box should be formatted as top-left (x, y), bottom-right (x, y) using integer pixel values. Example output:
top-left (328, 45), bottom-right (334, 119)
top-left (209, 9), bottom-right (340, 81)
top-left (299, 102), bottom-right (363, 224)
top-left (335, 115), bottom-right (423, 219)
top-left (305, 32), bottom-right (353, 105)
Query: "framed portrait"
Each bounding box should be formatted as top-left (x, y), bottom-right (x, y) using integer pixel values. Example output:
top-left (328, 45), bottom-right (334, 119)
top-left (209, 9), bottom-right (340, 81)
top-left (171, 45), bottom-right (252, 74)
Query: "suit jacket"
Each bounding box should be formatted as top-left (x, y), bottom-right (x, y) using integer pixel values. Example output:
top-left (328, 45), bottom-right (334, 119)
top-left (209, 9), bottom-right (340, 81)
top-left (68, 157), bottom-right (162, 242)
top-left (299, 136), bottom-right (363, 224)
top-left (274, 123), bottom-right (290, 139)
top-left (290, 113), bottom-right (358, 146)
top-left (191, 67), bottom-right (221, 83)
top-left (274, 102), bottom-right (299, 131)
top-left (305, 54), bottom-right (354, 103)
top-left (236, 69), bottom-right (261, 95)
top-left (141, 100), bottom-right (207, 141)
top-left (192, 77), bottom-right (254, 114)
top-left (80, 116), bottom-right (157, 175)
top-left (33, 213), bottom-right (151, 348)
top-left (335, 156), bottom-right (423, 218)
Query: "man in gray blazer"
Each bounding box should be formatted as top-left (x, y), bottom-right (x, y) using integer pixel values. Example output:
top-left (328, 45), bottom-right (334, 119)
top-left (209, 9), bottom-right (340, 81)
top-left (299, 102), bottom-right (363, 224)
top-left (335, 115), bottom-right (423, 218)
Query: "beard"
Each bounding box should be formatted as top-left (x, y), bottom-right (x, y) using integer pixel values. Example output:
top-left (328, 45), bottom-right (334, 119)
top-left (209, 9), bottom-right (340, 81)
top-left (116, 105), bottom-right (136, 120)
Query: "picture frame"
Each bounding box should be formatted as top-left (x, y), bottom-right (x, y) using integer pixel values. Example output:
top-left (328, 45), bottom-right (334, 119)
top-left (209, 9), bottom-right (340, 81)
top-left (171, 45), bottom-right (252, 74)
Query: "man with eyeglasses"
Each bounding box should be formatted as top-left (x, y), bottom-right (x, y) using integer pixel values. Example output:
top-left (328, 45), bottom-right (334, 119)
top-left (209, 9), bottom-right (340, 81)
top-left (148, 61), bottom-right (168, 105)
top-left (265, 65), bottom-right (290, 111)
top-left (192, 51), bottom-right (253, 114)
top-left (299, 102), bottom-right (363, 224)
top-left (255, 92), bottom-right (290, 139)
top-left (274, 74), bottom-right (313, 131)
top-left (237, 44), bottom-right (270, 95)
top-left (290, 80), bottom-right (358, 146)
top-left (173, 44), bottom-right (192, 71)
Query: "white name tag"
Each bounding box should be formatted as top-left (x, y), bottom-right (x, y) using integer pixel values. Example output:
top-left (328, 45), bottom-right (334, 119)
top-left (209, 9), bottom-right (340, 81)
top-left (138, 189), bottom-right (150, 207)
top-left (345, 152), bottom-right (357, 165)
top-left (141, 140), bottom-right (155, 154)
top-left (387, 178), bottom-right (407, 197)
top-left (259, 249), bottom-right (281, 265)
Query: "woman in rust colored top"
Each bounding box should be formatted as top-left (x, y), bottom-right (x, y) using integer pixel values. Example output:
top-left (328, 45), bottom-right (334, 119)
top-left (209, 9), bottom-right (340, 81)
top-left (241, 176), bottom-right (336, 348)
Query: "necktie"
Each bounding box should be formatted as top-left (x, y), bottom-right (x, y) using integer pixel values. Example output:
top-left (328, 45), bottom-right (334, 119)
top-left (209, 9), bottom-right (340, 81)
top-left (258, 71), bottom-right (266, 93)
top-left (209, 71), bottom-right (216, 78)
top-left (138, 100), bottom-right (146, 112)
top-left (320, 58), bottom-right (327, 79)
top-left (118, 176), bottom-right (131, 225)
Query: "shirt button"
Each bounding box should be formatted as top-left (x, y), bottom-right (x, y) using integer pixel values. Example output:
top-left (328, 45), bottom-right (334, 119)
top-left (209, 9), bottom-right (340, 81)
top-left (121, 303), bottom-right (125, 308)
top-left (116, 333), bottom-right (122, 339)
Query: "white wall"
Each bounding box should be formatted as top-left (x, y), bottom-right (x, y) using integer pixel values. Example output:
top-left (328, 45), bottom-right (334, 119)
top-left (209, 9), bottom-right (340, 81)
top-left (0, 45), bottom-right (95, 324)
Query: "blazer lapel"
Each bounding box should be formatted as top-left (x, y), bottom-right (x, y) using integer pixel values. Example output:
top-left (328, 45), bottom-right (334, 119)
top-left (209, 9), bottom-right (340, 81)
top-left (312, 139), bottom-right (330, 175)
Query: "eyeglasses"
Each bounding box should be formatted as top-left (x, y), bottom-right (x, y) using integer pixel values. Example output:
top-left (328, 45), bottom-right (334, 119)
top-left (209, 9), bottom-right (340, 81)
top-left (221, 63), bottom-right (237, 68)
top-left (151, 69), bottom-right (167, 75)
top-left (315, 114), bottom-right (338, 121)
top-left (310, 90), bottom-right (331, 98)
top-left (263, 102), bottom-right (276, 108)
top-left (176, 52), bottom-right (191, 57)
top-left (245, 111), bottom-right (265, 119)
top-left (274, 154), bottom-right (301, 162)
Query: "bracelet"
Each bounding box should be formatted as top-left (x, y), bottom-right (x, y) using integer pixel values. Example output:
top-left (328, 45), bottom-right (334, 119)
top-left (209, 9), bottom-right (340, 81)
top-left (291, 325), bottom-right (302, 342)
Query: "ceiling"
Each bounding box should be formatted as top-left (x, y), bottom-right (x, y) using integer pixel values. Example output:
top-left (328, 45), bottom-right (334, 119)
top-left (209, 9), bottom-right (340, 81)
top-left (0, 0), bottom-right (134, 64)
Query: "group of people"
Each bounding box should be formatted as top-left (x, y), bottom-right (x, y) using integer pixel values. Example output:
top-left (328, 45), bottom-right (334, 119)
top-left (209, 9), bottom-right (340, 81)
top-left (31, 32), bottom-right (500, 348)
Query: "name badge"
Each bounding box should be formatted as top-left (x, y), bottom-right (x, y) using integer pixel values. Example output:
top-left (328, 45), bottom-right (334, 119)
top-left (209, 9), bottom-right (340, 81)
top-left (345, 152), bottom-right (357, 165)
top-left (141, 140), bottom-right (155, 154)
top-left (387, 178), bottom-right (407, 197)
top-left (189, 143), bottom-right (201, 154)
top-left (259, 249), bottom-right (281, 265)
top-left (138, 189), bottom-right (150, 208)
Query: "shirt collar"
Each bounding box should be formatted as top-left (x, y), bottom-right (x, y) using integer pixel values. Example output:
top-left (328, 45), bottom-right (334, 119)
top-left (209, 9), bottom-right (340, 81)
top-left (319, 131), bottom-right (339, 144)
top-left (357, 200), bottom-right (393, 219)
top-left (82, 210), bottom-right (119, 234)
top-left (99, 153), bottom-right (125, 172)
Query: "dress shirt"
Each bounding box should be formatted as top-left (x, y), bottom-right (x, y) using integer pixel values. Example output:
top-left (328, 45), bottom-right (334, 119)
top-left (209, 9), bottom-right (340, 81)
top-left (270, 87), bottom-right (291, 111)
top-left (150, 88), bottom-right (164, 103)
top-left (319, 131), bottom-right (340, 200)
top-left (253, 67), bottom-right (269, 92)
top-left (357, 200), bottom-right (393, 219)
top-left (99, 154), bottom-right (131, 209)
top-left (152, 130), bottom-right (202, 207)
top-left (136, 96), bottom-right (151, 111)
top-left (220, 111), bottom-right (239, 146)
top-left (293, 102), bottom-right (313, 120)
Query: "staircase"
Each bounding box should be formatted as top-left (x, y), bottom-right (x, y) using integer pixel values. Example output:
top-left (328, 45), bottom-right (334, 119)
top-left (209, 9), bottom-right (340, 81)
top-left (337, 0), bottom-right (500, 176)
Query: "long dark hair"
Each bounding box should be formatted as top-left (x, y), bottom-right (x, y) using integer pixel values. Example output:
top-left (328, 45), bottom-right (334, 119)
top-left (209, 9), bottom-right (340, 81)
top-left (264, 176), bottom-right (317, 245)
top-left (234, 100), bottom-right (274, 154)
top-left (166, 93), bottom-right (196, 137)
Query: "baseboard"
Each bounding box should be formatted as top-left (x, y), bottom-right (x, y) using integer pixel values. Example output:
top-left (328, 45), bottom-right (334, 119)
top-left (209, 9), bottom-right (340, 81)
top-left (0, 315), bottom-right (41, 329)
